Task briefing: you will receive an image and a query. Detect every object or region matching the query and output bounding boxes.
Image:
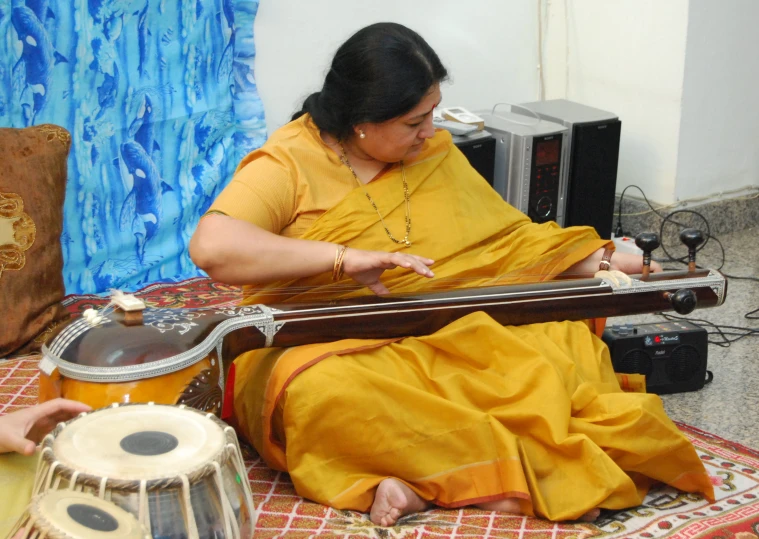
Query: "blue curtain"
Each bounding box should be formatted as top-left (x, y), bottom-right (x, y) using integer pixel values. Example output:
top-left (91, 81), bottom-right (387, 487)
top-left (0, 0), bottom-right (266, 294)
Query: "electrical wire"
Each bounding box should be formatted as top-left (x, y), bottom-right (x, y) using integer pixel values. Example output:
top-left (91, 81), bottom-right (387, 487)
top-left (616, 184), bottom-right (758, 350)
top-left (657, 312), bottom-right (759, 348)
top-left (616, 187), bottom-right (759, 218)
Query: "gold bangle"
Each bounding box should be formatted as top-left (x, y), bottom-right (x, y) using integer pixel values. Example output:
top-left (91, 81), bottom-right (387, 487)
top-left (333, 244), bottom-right (348, 281)
top-left (332, 244), bottom-right (341, 281)
top-left (336, 245), bottom-right (348, 281)
top-left (599, 248), bottom-right (614, 271)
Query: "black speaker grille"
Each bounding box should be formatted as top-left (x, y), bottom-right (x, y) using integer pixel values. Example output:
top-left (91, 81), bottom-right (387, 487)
top-left (665, 345), bottom-right (702, 382)
top-left (618, 349), bottom-right (653, 376)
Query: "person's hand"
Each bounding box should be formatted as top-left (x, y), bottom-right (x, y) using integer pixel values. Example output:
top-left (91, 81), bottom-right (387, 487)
top-left (342, 248), bottom-right (435, 295)
top-left (0, 399), bottom-right (91, 456)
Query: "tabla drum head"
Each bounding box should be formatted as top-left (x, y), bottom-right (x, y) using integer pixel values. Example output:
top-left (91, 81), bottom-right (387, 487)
top-left (52, 403), bottom-right (225, 481)
top-left (29, 490), bottom-right (147, 538)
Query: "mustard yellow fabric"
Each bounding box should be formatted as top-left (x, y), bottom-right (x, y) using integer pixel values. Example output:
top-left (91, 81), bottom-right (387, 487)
top-left (216, 116), bottom-right (714, 521)
top-left (209, 115), bottom-right (382, 239)
top-left (0, 452), bottom-right (37, 537)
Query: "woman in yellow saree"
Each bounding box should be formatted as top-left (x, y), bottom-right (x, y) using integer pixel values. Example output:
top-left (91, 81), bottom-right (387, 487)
top-left (190, 22), bottom-right (714, 525)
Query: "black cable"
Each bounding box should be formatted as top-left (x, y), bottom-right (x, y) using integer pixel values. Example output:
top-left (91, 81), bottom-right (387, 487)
top-left (658, 209), bottom-right (714, 267)
top-left (616, 184), bottom-right (679, 237)
top-left (616, 186), bottom-right (718, 265)
top-left (723, 273), bottom-right (759, 282)
top-left (615, 185), bottom-right (660, 237)
top-left (657, 312), bottom-right (759, 347)
top-left (615, 184), bottom-right (758, 348)
top-left (616, 184), bottom-right (758, 277)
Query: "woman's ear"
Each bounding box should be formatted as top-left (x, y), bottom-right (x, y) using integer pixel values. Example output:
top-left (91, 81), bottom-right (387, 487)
top-left (353, 124), bottom-right (368, 140)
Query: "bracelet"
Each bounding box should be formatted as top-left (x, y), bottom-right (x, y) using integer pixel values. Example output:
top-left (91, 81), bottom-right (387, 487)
top-left (332, 244), bottom-right (348, 281)
top-left (598, 248), bottom-right (614, 271)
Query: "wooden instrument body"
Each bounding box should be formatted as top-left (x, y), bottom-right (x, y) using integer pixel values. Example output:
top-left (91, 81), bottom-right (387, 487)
top-left (39, 355), bottom-right (220, 414)
top-left (39, 269), bottom-right (728, 415)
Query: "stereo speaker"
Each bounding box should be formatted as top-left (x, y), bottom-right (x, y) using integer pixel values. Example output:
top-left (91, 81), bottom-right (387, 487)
top-left (452, 131), bottom-right (496, 187)
top-left (518, 99), bottom-right (621, 238)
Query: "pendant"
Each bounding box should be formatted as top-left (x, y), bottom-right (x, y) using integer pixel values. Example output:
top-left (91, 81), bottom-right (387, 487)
top-left (404, 240), bottom-right (411, 247)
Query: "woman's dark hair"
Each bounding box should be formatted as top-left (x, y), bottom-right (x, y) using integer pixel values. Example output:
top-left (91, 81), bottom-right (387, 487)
top-left (292, 22), bottom-right (448, 140)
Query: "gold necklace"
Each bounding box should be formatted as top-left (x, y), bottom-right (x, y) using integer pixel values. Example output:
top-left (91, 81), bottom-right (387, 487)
top-left (339, 142), bottom-right (412, 247)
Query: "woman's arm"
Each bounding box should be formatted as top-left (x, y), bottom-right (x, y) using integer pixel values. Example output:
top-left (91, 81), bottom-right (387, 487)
top-left (190, 214), bottom-right (435, 294)
top-left (563, 247), bottom-right (663, 277)
top-left (190, 214), bottom-right (337, 284)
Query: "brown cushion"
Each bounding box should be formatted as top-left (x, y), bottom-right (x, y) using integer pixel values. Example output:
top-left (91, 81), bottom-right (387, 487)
top-left (0, 125), bottom-right (71, 357)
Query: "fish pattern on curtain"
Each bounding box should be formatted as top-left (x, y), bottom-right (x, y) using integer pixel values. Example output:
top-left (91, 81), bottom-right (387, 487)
top-left (0, 0), bottom-right (266, 294)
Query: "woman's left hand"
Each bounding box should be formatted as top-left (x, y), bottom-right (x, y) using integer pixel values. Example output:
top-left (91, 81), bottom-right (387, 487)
top-left (0, 399), bottom-right (91, 455)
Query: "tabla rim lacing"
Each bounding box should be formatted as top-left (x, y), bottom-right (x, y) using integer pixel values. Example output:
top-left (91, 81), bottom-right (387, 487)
top-left (38, 403), bottom-right (242, 490)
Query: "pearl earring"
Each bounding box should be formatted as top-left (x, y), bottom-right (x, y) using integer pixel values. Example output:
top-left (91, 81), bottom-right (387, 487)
top-left (359, 131), bottom-right (366, 139)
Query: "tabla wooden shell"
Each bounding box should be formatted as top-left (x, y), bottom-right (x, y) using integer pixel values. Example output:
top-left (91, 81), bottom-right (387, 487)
top-left (33, 403), bottom-right (256, 539)
top-left (10, 490), bottom-right (150, 539)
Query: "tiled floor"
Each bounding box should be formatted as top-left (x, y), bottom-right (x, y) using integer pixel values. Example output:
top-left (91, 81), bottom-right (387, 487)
top-left (612, 226), bottom-right (759, 448)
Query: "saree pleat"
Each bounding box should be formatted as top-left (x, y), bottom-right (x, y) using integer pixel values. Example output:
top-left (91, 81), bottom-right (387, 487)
top-left (230, 129), bottom-right (714, 520)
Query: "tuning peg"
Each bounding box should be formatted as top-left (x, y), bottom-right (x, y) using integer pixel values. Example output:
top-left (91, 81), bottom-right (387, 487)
top-left (679, 228), bottom-right (705, 272)
top-left (664, 289), bottom-right (697, 315)
top-left (635, 233), bottom-right (660, 279)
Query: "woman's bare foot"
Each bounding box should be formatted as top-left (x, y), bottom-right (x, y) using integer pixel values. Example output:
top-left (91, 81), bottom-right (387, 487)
top-left (579, 508), bottom-right (601, 522)
top-left (370, 478), bottom-right (430, 526)
top-left (475, 498), bottom-right (522, 514)
top-left (476, 499), bottom-right (600, 523)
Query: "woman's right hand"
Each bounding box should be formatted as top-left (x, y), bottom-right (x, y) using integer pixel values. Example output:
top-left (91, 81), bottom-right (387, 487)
top-left (342, 248), bottom-right (435, 295)
top-left (0, 399), bottom-right (91, 456)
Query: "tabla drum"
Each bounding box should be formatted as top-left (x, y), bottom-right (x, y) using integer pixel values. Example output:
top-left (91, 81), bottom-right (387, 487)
top-left (10, 490), bottom-right (150, 539)
top-left (33, 403), bottom-right (256, 539)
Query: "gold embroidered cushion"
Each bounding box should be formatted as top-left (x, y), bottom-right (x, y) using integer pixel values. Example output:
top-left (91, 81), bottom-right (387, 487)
top-left (0, 125), bottom-right (71, 357)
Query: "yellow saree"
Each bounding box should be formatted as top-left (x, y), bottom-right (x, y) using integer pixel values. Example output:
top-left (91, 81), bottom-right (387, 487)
top-left (0, 452), bottom-right (37, 537)
top-left (231, 131), bottom-right (714, 520)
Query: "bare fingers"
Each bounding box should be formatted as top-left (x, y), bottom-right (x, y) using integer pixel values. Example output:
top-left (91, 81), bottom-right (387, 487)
top-left (4, 433), bottom-right (36, 456)
top-left (31, 399), bottom-right (91, 425)
top-left (26, 399), bottom-right (92, 444)
top-left (368, 282), bottom-right (391, 295)
top-left (387, 253), bottom-right (435, 278)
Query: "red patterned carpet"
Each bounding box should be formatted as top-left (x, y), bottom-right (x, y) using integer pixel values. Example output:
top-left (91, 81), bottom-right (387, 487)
top-left (2, 279), bottom-right (758, 538)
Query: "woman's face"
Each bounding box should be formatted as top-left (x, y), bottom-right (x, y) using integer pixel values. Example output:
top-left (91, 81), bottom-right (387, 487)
top-left (355, 83), bottom-right (442, 163)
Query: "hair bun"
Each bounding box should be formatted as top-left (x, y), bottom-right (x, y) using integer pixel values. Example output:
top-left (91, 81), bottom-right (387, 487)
top-left (291, 23), bottom-right (448, 140)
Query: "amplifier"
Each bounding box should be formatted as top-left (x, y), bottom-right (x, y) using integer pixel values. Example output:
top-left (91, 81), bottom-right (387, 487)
top-left (477, 110), bottom-right (569, 225)
top-left (602, 320), bottom-right (708, 395)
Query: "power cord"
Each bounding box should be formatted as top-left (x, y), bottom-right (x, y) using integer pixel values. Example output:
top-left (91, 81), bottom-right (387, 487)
top-left (616, 184), bottom-right (758, 349)
top-left (657, 312), bottom-right (759, 348)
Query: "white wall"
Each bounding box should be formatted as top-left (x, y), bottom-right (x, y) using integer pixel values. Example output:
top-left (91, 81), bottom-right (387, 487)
top-left (254, 0), bottom-right (541, 133)
top-left (254, 0), bottom-right (758, 205)
top-left (545, 0), bottom-right (690, 204)
top-left (675, 0), bottom-right (759, 201)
